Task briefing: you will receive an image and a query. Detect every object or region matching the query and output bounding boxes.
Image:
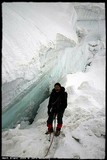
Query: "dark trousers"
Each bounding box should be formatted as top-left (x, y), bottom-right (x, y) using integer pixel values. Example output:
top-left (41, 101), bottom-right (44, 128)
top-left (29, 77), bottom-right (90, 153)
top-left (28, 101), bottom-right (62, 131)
top-left (47, 111), bottom-right (64, 130)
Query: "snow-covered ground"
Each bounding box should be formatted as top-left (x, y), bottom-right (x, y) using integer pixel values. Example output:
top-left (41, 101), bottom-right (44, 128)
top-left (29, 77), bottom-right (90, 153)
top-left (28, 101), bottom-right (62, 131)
top-left (2, 52), bottom-right (105, 159)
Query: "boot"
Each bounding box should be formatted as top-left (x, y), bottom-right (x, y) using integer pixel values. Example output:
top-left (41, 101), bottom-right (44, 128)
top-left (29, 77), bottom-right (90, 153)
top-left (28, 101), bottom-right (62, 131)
top-left (55, 128), bottom-right (60, 136)
top-left (45, 127), bottom-right (53, 134)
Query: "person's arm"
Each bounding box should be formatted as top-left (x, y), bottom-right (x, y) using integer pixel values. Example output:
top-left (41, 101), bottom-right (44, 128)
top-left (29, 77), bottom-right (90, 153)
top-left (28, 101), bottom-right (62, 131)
top-left (64, 92), bottom-right (68, 108)
top-left (61, 92), bottom-right (68, 112)
top-left (47, 93), bottom-right (53, 115)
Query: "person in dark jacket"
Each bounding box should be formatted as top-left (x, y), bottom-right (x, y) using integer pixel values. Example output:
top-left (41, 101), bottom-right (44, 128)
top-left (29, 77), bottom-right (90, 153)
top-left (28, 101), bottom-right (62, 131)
top-left (45, 83), bottom-right (68, 136)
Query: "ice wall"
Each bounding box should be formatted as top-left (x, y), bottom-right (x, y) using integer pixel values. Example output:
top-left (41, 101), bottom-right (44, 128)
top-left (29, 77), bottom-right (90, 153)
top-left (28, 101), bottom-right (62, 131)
top-left (2, 2), bottom-right (78, 84)
top-left (2, 2), bottom-right (77, 107)
top-left (2, 3), bottom-right (105, 130)
top-left (2, 34), bottom-right (86, 130)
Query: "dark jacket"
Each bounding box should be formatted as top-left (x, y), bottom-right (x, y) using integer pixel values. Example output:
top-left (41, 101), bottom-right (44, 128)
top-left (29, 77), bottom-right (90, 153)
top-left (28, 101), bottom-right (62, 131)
top-left (48, 87), bottom-right (68, 114)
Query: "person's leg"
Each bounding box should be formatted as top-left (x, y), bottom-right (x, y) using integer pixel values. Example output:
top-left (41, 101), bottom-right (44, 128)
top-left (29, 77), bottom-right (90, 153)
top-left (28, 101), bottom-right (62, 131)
top-left (46, 112), bottom-right (54, 133)
top-left (55, 112), bottom-right (63, 136)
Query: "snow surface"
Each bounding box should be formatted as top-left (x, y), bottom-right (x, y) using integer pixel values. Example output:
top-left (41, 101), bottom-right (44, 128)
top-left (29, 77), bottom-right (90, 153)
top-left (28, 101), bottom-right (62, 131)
top-left (2, 53), bottom-right (105, 159)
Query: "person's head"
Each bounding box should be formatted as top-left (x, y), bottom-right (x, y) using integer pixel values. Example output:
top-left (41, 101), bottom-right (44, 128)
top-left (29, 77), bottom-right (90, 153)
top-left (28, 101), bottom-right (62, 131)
top-left (54, 83), bottom-right (61, 92)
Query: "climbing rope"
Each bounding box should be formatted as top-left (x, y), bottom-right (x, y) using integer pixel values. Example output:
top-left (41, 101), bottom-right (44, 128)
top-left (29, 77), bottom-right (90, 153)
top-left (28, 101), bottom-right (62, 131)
top-left (44, 114), bottom-right (57, 157)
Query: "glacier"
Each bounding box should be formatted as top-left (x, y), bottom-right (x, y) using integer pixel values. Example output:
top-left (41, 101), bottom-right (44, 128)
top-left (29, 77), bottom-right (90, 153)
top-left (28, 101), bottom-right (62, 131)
top-left (2, 2), bottom-right (105, 130)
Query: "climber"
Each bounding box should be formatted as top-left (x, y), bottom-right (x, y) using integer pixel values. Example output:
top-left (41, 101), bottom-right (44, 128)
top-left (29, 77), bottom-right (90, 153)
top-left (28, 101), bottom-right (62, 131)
top-left (45, 83), bottom-right (68, 136)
